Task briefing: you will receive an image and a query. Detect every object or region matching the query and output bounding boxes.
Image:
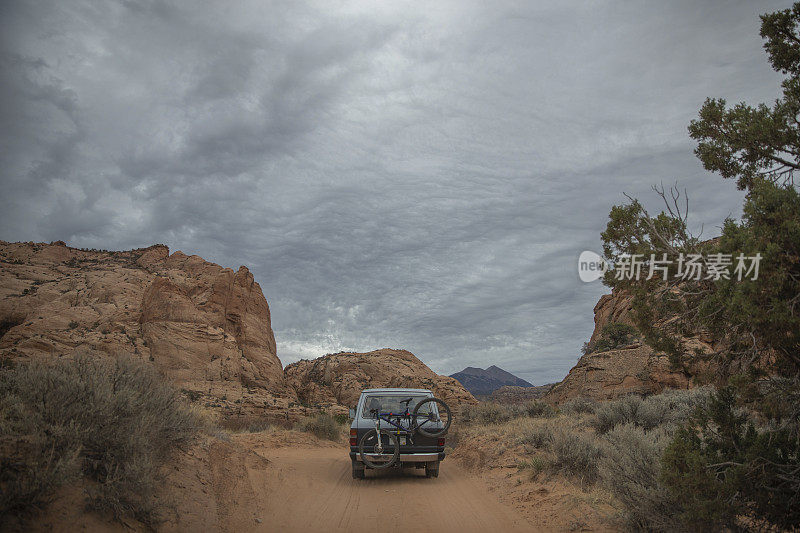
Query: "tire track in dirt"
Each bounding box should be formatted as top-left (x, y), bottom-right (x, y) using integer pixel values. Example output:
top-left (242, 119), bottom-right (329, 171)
top-left (249, 445), bottom-right (532, 532)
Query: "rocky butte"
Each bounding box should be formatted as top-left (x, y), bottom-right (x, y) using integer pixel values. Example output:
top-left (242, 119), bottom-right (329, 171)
top-left (0, 240), bottom-right (295, 420)
top-left (284, 348), bottom-right (476, 411)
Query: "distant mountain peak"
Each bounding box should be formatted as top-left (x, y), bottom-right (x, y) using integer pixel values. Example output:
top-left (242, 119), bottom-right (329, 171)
top-left (449, 365), bottom-right (532, 396)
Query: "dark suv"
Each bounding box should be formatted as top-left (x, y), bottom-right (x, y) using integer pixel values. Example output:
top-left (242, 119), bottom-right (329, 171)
top-left (349, 388), bottom-right (446, 479)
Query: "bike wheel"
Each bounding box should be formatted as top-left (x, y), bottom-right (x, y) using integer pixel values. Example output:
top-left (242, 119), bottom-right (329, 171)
top-left (413, 397), bottom-right (452, 437)
top-left (358, 429), bottom-right (400, 469)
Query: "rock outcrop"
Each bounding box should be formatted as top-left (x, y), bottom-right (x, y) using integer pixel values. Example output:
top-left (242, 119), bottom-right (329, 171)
top-left (588, 290), bottom-right (636, 345)
top-left (284, 349), bottom-right (477, 410)
top-left (0, 240), bottom-right (295, 418)
top-left (546, 288), bottom-right (714, 403)
top-left (490, 383), bottom-right (555, 403)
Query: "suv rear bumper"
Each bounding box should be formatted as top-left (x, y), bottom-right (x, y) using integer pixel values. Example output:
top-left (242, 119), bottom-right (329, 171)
top-left (350, 451), bottom-right (446, 463)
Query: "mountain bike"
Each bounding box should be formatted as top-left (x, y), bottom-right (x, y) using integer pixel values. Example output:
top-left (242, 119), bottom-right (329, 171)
top-left (358, 396), bottom-right (451, 470)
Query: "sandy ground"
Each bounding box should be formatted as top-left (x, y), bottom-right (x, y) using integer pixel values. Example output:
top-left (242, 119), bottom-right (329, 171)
top-left (450, 434), bottom-right (617, 532)
top-left (249, 446), bottom-right (532, 533)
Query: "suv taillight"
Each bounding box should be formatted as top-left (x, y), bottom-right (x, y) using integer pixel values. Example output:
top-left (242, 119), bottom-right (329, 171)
top-left (437, 437), bottom-right (445, 447)
top-left (350, 428), bottom-right (357, 446)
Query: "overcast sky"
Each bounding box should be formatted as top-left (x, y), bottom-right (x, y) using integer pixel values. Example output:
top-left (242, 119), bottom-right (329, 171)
top-left (0, 1), bottom-right (791, 384)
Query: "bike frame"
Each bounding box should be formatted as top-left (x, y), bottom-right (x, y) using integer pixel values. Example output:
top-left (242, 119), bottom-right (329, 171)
top-left (372, 403), bottom-right (438, 443)
top-left (365, 398), bottom-right (442, 458)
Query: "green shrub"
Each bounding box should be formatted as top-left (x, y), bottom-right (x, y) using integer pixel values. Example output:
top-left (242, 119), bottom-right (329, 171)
top-left (297, 413), bottom-right (340, 441)
top-left (662, 385), bottom-right (800, 531)
top-left (599, 424), bottom-right (684, 531)
top-left (518, 455), bottom-right (548, 478)
top-left (333, 413), bottom-right (349, 425)
top-left (0, 354), bottom-right (201, 525)
top-left (638, 387), bottom-right (712, 430)
top-left (589, 323), bottom-right (639, 353)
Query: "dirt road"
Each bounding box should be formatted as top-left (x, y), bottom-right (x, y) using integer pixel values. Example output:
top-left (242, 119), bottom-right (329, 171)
top-left (248, 444), bottom-right (532, 533)
top-left (28, 433), bottom-right (536, 532)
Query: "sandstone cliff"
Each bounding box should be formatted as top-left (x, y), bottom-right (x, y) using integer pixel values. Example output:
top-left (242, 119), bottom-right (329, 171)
top-left (0, 240), bottom-right (295, 418)
top-left (546, 288), bottom-right (714, 403)
top-left (284, 349), bottom-right (477, 410)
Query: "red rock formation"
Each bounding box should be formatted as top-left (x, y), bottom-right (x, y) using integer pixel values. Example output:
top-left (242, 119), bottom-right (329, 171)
top-left (284, 348), bottom-right (477, 410)
top-left (547, 288), bottom-right (715, 403)
top-left (0, 241), bottom-right (294, 418)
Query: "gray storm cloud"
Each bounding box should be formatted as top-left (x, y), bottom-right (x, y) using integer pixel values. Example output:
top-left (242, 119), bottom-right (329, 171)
top-left (0, 0), bottom-right (790, 383)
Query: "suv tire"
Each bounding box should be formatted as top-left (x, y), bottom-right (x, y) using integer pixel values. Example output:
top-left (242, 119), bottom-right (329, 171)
top-left (425, 460), bottom-right (439, 478)
top-left (352, 460), bottom-right (365, 479)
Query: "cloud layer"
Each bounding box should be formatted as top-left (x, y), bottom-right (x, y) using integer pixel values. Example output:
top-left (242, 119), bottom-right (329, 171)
top-left (0, 0), bottom-right (790, 383)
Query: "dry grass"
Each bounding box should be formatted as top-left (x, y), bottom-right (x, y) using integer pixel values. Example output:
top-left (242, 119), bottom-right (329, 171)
top-left (220, 415), bottom-right (293, 433)
top-left (295, 413), bottom-right (343, 441)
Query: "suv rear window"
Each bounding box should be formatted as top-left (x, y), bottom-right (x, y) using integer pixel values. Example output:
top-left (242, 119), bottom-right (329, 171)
top-left (360, 394), bottom-right (435, 419)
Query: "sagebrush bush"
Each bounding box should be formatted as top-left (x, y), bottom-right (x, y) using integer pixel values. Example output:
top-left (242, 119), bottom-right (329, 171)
top-left (548, 427), bottom-right (602, 484)
top-left (593, 387), bottom-right (712, 434)
top-left (599, 424), bottom-right (684, 532)
top-left (593, 395), bottom-right (642, 434)
top-left (461, 402), bottom-right (519, 425)
top-left (559, 396), bottom-right (598, 415)
top-left (246, 419), bottom-right (272, 433)
top-left (522, 400), bottom-right (555, 418)
top-left (0, 354), bottom-right (202, 525)
top-left (462, 400), bottom-right (557, 426)
top-left (297, 413), bottom-right (341, 441)
top-left (516, 422), bottom-right (553, 449)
